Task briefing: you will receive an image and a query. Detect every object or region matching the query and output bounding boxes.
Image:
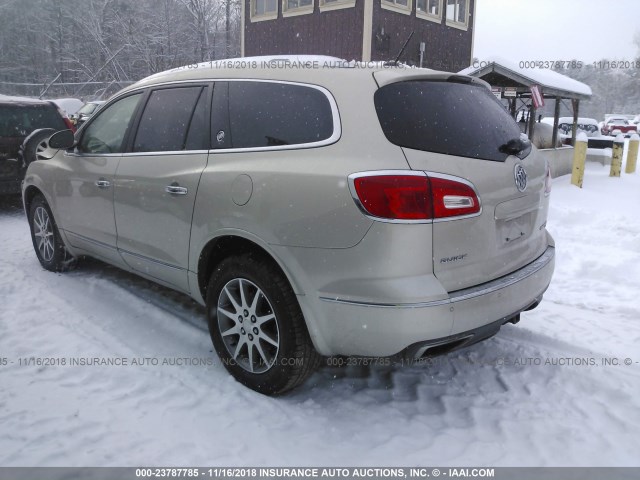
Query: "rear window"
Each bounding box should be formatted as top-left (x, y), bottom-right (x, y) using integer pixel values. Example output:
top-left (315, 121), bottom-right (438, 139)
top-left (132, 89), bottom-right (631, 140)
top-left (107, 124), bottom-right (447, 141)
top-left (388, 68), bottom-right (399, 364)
top-left (0, 103), bottom-right (66, 137)
top-left (374, 80), bottom-right (522, 162)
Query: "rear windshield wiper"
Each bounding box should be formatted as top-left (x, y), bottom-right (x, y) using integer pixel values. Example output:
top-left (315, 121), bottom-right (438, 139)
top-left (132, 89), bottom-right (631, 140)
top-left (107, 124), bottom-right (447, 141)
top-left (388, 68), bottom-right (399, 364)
top-left (499, 134), bottom-right (532, 160)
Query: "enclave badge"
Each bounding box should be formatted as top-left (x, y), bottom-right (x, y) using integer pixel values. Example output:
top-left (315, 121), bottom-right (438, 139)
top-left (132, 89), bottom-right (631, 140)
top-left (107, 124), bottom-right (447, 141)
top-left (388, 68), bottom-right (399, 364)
top-left (514, 164), bottom-right (528, 192)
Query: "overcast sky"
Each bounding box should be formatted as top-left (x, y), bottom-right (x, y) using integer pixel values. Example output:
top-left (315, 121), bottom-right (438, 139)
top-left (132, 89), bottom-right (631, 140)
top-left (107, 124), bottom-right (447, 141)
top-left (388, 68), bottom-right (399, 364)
top-left (474, 0), bottom-right (640, 63)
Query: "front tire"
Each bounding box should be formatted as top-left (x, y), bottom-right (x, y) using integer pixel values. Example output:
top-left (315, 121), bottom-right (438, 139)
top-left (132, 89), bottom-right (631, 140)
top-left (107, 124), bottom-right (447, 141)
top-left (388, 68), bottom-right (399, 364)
top-left (206, 253), bottom-right (320, 395)
top-left (28, 195), bottom-right (76, 272)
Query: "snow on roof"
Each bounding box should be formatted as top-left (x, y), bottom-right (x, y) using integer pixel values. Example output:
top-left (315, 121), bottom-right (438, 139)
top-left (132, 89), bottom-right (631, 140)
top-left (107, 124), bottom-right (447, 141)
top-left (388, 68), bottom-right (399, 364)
top-left (0, 94), bottom-right (47, 103)
top-left (459, 56), bottom-right (592, 97)
top-left (51, 98), bottom-right (84, 115)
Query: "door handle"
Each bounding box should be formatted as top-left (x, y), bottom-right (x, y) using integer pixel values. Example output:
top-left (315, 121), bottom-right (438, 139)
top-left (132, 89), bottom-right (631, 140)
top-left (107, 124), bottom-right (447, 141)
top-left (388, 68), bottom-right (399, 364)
top-left (95, 179), bottom-right (111, 188)
top-left (165, 185), bottom-right (188, 196)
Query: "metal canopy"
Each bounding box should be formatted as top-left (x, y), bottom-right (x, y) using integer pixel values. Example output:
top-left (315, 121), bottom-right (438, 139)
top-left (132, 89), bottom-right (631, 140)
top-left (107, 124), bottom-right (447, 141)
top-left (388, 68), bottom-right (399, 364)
top-left (464, 62), bottom-right (591, 101)
top-left (460, 60), bottom-right (593, 145)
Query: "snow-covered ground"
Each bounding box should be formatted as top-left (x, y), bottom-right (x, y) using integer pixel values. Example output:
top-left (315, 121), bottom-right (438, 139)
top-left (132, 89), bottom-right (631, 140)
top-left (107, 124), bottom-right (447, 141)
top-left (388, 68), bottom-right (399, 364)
top-left (1, 163), bottom-right (639, 467)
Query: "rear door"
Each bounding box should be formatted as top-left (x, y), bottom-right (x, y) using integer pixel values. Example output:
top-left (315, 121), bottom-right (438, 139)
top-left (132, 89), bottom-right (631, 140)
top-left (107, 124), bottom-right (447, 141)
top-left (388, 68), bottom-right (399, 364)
top-left (374, 76), bottom-right (550, 292)
top-left (113, 84), bottom-right (210, 292)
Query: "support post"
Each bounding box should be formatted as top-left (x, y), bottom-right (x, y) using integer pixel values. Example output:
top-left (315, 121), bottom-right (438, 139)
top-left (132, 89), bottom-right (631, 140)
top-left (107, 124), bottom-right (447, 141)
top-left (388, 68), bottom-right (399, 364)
top-left (610, 134), bottom-right (624, 177)
top-left (571, 99), bottom-right (580, 146)
top-left (551, 97), bottom-right (561, 147)
top-left (571, 132), bottom-right (588, 188)
top-left (626, 133), bottom-right (638, 174)
top-left (528, 105), bottom-right (537, 138)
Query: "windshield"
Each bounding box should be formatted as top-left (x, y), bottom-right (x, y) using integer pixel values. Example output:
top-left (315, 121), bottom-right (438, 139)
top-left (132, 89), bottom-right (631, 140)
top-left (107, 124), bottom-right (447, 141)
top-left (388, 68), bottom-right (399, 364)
top-left (77, 103), bottom-right (99, 115)
top-left (374, 80), bottom-right (523, 162)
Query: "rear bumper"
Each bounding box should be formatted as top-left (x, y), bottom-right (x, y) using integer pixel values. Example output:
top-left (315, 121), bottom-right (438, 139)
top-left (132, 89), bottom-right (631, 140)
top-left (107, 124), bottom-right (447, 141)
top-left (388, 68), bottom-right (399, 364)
top-left (315, 245), bottom-right (555, 357)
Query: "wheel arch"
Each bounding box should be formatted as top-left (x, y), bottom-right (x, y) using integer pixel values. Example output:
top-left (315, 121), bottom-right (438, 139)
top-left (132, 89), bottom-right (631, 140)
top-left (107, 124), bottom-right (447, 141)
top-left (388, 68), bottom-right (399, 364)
top-left (23, 185), bottom-right (46, 214)
top-left (196, 234), bottom-right (303, 305)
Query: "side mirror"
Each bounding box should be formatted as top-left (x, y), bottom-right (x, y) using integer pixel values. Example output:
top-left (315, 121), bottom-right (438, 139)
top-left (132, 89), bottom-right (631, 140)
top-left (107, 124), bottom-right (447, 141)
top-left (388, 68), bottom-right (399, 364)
top-left (49, 129), bottom-right (76, 149)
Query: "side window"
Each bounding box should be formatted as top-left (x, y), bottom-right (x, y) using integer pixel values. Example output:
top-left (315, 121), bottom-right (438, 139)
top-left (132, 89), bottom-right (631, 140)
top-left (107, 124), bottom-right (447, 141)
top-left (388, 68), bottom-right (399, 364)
top-left (133, 86), bottom-right (204, 152)
top-left (228, 81), bottom-right (334, 149)
top-left (78, 93), bottom-right (142, 154)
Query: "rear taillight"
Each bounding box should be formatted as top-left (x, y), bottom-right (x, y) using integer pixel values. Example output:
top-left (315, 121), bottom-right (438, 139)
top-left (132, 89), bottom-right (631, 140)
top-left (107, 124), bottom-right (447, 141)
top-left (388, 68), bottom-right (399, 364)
top-left (63, 117), bottom-right (77, 133)
top-left (349, 171), bottom-right (480, 222)
top-left (430, 176), bottom-right (480, 219)
top-left (55, 106), bottom-right (77, 133)
top-left (352, 174), bottom-right (430, 220)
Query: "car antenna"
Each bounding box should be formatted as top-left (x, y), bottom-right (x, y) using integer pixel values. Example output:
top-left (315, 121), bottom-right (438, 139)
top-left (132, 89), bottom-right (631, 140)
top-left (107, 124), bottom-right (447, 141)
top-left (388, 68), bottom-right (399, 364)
top-left (386, 31), bottom-right (414, 66)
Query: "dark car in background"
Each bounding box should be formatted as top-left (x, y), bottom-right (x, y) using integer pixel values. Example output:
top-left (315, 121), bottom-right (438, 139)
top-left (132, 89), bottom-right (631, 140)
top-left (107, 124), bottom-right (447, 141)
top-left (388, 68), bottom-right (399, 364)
top-left (0, 99), bottom-right (72, 195)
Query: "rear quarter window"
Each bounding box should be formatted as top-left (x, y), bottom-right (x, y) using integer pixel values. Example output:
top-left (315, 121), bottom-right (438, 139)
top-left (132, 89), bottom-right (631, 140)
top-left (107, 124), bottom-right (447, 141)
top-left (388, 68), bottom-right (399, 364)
top-left (374, 80), bottom-right (522, 162)
top-left (227, 81), bottom-right (334, 149)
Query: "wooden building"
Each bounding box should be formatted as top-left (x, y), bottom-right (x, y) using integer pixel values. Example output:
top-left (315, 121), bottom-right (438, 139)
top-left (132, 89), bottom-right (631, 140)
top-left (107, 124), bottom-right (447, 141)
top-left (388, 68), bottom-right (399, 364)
top-left (242, 0), bottom-right (475, 72)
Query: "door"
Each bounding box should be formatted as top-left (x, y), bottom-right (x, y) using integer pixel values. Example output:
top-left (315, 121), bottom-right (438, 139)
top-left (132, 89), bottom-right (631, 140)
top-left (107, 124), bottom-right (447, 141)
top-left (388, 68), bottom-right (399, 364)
top-left (113, 85), bottom-right (210, 292)
top-left (56, 92), bottom-right (143, 265)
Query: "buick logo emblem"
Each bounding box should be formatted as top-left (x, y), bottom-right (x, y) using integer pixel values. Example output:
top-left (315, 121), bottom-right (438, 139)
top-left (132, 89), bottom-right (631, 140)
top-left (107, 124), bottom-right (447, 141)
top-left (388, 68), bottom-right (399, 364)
top-left (514, 164), bottom-right (528, 192)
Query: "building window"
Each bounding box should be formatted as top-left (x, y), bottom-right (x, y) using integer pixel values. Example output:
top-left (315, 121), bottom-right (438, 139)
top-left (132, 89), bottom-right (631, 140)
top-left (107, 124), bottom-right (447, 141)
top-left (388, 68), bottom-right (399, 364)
top-left (283, 0), bottom-right (314, 17)
top-left (251, 0), bottom-right (278, 22)
top-left (417, 0), bottom-right (442, 22)
top-left (319, 0), bottom-right (356, 12)
top-left (445, 0), bottom-right (469, 29)
top-left (381, 0), bottom-right (412, 16)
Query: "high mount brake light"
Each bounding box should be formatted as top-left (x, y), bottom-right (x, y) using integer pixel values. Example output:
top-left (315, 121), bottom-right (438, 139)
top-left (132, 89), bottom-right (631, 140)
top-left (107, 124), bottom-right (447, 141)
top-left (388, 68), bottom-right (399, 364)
top-left (350, 172), bottom-right (480, 222)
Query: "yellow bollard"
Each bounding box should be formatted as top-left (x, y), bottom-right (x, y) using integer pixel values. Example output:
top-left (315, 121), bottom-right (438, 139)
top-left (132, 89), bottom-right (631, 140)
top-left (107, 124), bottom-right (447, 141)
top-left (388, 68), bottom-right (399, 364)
top-left (610, 134), bottom-right (624, 177)
top-left (571, 132), bottom-right (588, 188)
top-left (625, 133), bottom-right (638, 174)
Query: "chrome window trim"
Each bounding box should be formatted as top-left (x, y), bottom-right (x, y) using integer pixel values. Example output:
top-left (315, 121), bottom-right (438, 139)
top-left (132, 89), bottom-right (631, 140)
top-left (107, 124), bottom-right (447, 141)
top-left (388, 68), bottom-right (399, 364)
top-left (65, 152), bottom-right (121, 158)
top-left (347, 170), bottom-right (482, 224)
top-left (207, 79), bottom-right (341, 154)
top-left (319, 246), bottom-right (555, 308)
top-left (121, 150), bottom-right (209, 157)
top-left (74, 79), bottom-right (341, 156)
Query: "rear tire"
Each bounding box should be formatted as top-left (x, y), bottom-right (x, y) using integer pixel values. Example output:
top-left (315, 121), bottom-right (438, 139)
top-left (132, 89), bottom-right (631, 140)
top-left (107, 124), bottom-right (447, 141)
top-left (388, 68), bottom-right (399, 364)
top-left (28, 195), bottom-right (76, 272)
top-left (206, 253), bottom-right (320, 395)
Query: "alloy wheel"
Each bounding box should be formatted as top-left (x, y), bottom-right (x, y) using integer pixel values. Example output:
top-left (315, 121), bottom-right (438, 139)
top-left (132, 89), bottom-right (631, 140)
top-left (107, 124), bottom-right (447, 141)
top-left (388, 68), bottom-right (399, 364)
top-left (33, 206), bottom-right (55, 262)
top-left (217, 278), bottom-right (280, 374)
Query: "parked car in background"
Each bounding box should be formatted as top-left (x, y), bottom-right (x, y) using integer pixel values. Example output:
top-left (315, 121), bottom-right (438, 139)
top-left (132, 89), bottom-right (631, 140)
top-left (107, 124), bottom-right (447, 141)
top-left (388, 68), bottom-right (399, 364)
top-left (0, 98), bottom-right (72, 195)
top-left (632, 115), bottom-right (640, 125)
top-left (22, 57), bottom-right (555, 394)
top-left (69, 100), bottom-right (105, 127)
top-left (51, 98), bottom-right (84, 118)
top-left (601, 117), bottom-right (637, 136)
top-left (541, 117), bottom-right (600, 137)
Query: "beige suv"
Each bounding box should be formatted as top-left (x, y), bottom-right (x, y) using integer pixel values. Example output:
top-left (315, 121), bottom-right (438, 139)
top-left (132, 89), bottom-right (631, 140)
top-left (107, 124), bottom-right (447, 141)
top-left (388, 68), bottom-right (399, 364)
top-left (23, 57), bottom-right (555, 395)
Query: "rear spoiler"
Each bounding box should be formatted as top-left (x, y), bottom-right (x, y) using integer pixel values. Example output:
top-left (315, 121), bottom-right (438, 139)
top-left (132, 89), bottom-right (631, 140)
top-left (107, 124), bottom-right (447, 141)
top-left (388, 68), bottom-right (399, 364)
top-left (373, 69), bottom-right (491, 90)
